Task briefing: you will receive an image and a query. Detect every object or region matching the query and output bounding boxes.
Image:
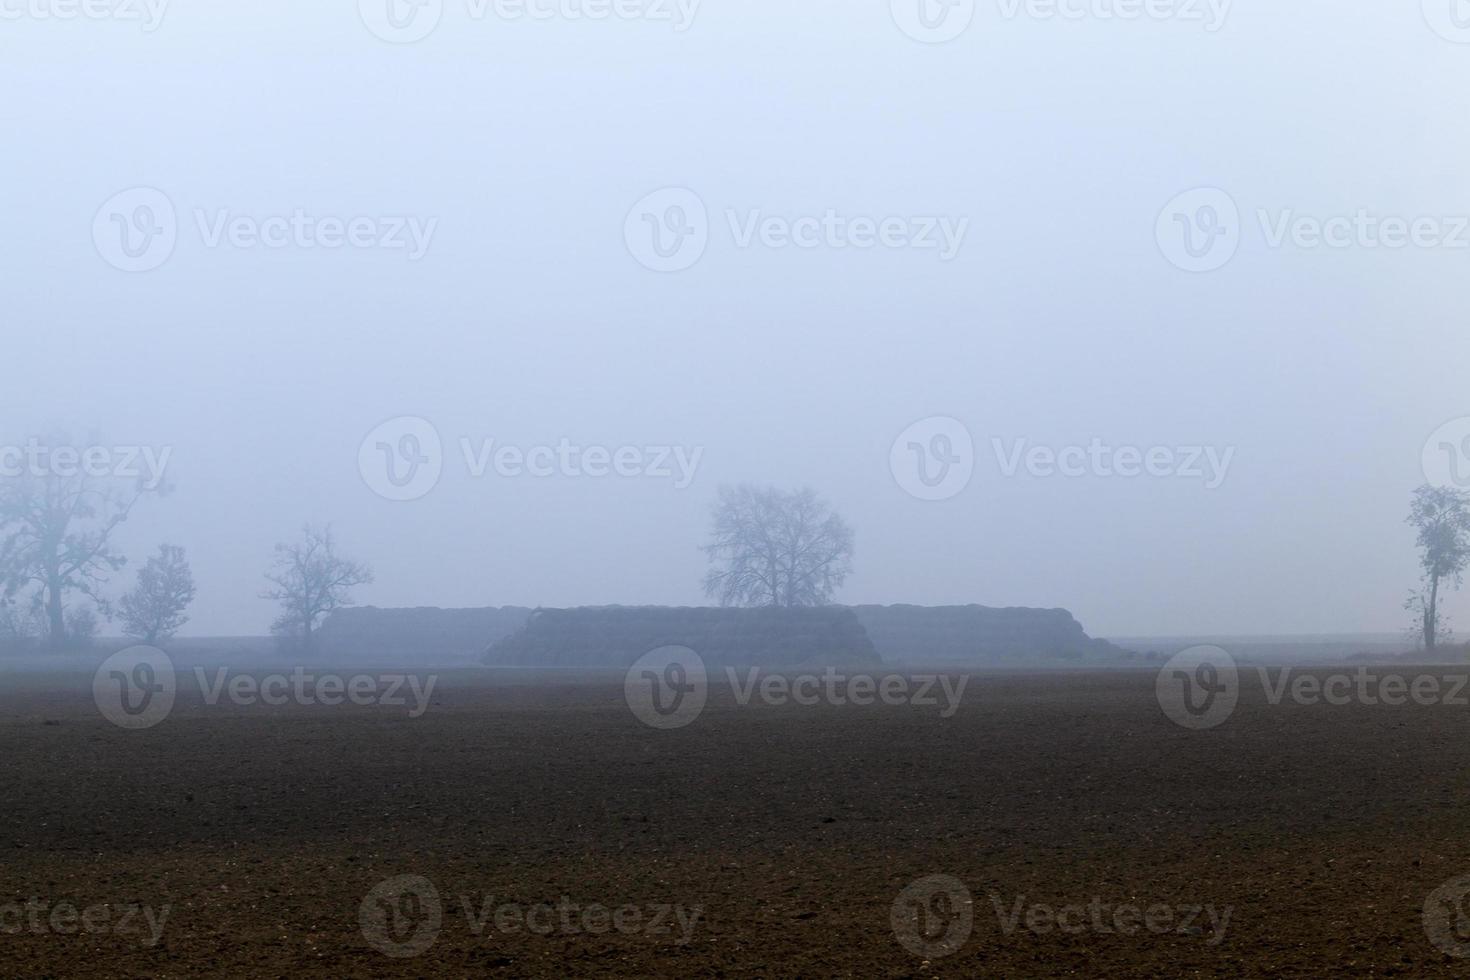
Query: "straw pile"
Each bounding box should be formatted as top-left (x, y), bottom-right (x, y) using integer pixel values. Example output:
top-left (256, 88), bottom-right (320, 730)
top-left (317, 606), bottom-right (533, 661)
top-left (484, 605), bottom-right (881, 669)
top-left (850, 605), bottom-right (1123, 665)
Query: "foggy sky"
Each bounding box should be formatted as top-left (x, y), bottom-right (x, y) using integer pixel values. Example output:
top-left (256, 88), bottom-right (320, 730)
top-left (4, 0), bottom-right (1469, 637)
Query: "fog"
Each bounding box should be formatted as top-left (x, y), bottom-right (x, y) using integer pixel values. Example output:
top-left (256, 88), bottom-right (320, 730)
top-left (4, 0), bottom-right (1468, 638)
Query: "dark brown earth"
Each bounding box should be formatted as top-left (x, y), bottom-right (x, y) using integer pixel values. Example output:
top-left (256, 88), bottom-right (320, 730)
top-left (5, 664), bottom-right (1470, 977)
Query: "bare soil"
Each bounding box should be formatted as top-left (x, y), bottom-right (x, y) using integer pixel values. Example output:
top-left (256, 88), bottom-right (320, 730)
top-left (4, 664), bottom-right (1470, 977)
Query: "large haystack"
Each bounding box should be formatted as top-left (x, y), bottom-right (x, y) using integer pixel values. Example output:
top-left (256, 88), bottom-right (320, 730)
top-left (850, 604), bottom-right (1124, 665)
top-left (484, 606), bottom-right (881, 669)
top-left (317, 606), bottom-right (533, 661)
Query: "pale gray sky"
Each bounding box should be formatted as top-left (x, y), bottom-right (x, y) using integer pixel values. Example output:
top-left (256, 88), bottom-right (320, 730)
top-left (3, 0), bottom-right (1468, 636)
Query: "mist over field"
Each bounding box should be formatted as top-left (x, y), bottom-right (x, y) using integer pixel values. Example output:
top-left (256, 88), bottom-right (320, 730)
top-left (8, 3), bottom-right (1470, 978)
top-left (3, 1), bottom-right (1469, 641)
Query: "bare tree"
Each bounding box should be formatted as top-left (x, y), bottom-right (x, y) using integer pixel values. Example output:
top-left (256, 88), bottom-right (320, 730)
top-left (1406, 484), bottom-right (1470, 650)
top-left (702, 484), bottom-right (854, 608)
top-left (261, 525), bottom-right (373, 654)
top-left (119, 544), bottom-right (197, 644)
top-left (0, 455), bottom-right (153, 650)
top-left (0, 597), bottom-right (45, 653)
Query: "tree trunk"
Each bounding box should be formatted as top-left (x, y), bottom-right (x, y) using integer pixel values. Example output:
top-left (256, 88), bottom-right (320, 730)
top-left (45, 581), bottom-right (65, 651)
top-left (1427, 573), bottom-right (1441, 650)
